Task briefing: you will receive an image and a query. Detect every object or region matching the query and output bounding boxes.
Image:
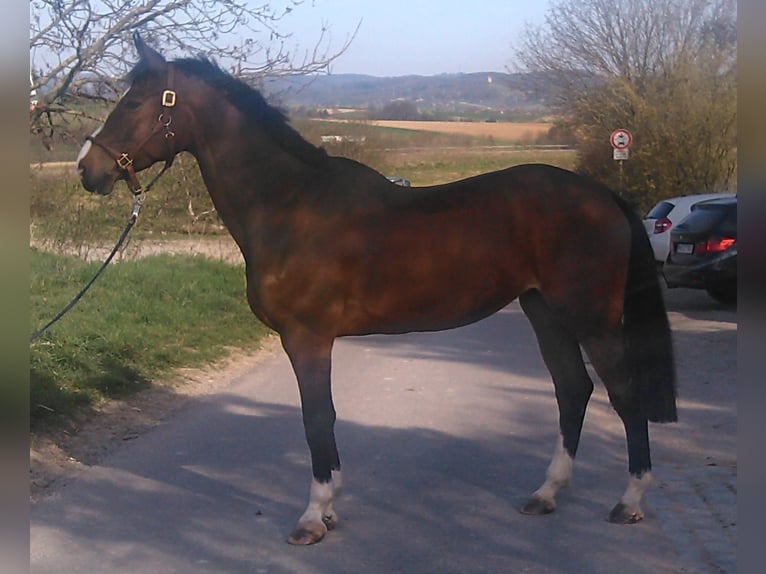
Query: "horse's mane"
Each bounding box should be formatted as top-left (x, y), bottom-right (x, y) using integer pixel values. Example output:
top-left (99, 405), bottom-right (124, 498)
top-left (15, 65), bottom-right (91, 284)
top-left (131, 56), bottom-right (327, 165)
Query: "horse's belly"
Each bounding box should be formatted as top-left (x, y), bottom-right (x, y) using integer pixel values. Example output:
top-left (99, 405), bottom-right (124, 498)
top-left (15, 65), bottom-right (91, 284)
top-left (341, 262), bottom-right (533, 335)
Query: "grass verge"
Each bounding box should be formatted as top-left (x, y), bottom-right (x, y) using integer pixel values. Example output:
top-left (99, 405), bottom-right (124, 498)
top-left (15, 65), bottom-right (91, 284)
top-left (384, 148), bottom-right (577, 185)
top-left (30, 249), bottom-right (270, 429)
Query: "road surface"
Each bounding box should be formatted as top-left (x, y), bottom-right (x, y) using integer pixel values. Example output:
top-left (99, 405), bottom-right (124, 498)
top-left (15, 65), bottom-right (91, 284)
top-left (30, 288), bottom-right (736, 573)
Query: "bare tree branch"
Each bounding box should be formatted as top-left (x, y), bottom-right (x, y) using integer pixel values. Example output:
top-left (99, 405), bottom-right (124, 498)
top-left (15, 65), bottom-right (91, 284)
top-left (30, 0), bottom-right (356, 139)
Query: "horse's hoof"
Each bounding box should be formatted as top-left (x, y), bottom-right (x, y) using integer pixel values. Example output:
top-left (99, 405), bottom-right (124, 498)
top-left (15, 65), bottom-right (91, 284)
top-left (322, 513), bottom-right (338, 531)
top-left (607, 502), bottom-right (644, 524)
top-left (521, 494), bottom-right (556, 515)
top-left (287, 521), bottom-right (327, 545)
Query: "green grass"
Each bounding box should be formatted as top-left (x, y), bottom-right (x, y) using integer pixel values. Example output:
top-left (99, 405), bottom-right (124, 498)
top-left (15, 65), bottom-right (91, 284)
top-left (383, 149), bottom-right (577, 186)
top-left (30, 249), bottom-right (269, 428)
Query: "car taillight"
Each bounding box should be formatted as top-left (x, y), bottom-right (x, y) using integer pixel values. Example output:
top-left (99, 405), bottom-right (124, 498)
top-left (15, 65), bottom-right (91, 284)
top-left (653, 217), bottom-right (672, 234)
top-left (696, 237), bottom-right (736, 254)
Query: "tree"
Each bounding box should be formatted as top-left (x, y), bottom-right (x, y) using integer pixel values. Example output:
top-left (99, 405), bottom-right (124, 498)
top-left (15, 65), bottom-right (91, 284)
top-left (30, 0), bottom-right (355, 146)
top-left (514, 0), bottom-right (736, 210)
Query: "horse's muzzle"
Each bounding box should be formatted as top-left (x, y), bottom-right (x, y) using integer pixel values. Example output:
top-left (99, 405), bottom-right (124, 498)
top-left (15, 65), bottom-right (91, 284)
top-left (78, 163), bottom-right (118, 196)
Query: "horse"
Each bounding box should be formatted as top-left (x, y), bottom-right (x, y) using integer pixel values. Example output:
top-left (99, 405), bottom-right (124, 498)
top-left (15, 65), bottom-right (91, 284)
top-left (77, 34), bottom-right (677, 545)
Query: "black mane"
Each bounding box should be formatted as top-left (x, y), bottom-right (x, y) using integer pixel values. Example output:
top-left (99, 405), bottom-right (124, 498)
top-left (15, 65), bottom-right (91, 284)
top-left (131, 56), bottom-right (327, 165)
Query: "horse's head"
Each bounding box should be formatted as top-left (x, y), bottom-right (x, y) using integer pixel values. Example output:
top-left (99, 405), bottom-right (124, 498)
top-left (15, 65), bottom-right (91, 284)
top-left (77, 34), bottom-right (182, 195)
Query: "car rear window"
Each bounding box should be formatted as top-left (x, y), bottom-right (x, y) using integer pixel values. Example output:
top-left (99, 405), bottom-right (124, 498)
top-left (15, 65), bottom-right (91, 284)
top-left (681, 204), bottom-right (737, 234)
top-left (645, 201), bottom-right (674, 219)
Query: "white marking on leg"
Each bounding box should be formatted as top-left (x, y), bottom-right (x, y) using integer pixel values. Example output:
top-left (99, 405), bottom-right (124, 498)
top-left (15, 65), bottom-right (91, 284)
top-left (324, 469), bottom-right (342, 521)
top-left (298, 470), bottom-right (343, 528)
top-left (620, 471), bottom-right (652, 511)
top-left (534, 436), bottom-right (574, 506)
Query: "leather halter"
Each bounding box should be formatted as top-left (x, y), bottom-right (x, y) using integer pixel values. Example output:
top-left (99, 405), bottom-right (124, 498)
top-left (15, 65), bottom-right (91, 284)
top-left (86, 66), bottom-right (178, 195)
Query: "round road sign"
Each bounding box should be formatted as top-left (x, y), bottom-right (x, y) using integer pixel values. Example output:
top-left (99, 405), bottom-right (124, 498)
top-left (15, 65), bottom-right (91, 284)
top-left (610, 129), bottom-right (632, 150)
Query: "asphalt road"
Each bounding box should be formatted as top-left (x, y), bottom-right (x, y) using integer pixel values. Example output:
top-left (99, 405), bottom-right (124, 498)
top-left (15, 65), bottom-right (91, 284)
top-left (30, 287), bottom-right (736, 574)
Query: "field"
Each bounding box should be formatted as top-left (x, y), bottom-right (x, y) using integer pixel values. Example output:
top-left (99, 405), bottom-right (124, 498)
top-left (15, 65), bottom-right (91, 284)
top-left (293, 118), bottom-right (575, 185)
top-left (360, 119), bottom-right (551, 142)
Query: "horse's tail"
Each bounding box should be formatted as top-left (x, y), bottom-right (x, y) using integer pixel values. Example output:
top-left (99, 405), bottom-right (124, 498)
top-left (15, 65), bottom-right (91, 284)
top-left (613, 194), bottom-right (678, 423)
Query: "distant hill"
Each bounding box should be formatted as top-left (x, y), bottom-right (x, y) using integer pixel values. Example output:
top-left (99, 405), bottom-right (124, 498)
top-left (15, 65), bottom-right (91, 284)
top-left (260, 72), bottom-right (552, 120)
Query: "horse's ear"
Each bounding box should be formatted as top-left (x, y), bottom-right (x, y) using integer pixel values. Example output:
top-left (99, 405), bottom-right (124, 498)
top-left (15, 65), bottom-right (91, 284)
top-left (133, 32), bottom-right (166, 69)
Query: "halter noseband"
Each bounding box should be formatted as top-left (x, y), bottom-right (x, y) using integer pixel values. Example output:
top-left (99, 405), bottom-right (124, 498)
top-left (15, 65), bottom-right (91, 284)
top-left (86, 66), bottom-right (178, 195)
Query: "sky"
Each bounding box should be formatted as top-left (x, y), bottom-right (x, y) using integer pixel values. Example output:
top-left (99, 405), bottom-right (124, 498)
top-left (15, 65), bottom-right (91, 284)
top-left (276, 0), bottom-right (551, 77)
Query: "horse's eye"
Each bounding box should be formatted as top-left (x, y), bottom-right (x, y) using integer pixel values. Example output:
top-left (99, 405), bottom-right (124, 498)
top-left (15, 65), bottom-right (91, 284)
top-left (123, 99), bottom-right (142, 110)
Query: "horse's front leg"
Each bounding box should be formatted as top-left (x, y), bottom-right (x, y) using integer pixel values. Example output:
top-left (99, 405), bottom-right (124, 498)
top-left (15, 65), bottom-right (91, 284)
top-left (281, 331), bottom-right (342, 545)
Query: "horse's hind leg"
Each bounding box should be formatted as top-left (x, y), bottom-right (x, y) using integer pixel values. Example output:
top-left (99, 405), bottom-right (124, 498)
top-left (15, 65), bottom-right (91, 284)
top-left (581, 331), bottom-right (652, 524)
top-left (281, 330), bottom-right (343, 545)
top-left (519, 289), bottom-right (594, 515)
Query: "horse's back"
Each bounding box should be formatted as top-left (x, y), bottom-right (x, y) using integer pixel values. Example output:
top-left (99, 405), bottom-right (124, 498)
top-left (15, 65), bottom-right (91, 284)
top-left (324, 163), bottom-right (633, 336)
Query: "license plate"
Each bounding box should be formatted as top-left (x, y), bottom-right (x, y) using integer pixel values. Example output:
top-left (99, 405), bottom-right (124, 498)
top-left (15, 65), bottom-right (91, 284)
top-left (676, 243), bottom-right (694, 254)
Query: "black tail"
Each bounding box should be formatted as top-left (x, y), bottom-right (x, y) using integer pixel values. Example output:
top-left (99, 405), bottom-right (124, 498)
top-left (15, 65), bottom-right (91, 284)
top-left (613, 194), bottom-right (678, 423)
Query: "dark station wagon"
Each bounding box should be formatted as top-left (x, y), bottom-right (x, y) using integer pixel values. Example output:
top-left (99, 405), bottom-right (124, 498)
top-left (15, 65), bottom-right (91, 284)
top-left (663, 196), bottom-right (737, 304)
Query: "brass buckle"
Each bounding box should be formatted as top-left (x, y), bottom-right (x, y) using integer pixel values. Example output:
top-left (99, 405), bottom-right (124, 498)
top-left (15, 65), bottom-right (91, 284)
top-left (117, 153), bottom-right (134, 170)
top-left (161, 90), bottom-right (177, 107)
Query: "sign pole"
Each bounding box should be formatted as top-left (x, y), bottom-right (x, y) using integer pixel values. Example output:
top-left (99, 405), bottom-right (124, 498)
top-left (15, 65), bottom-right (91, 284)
top-left (610, 129), bottom-right (632, 193)
top-left (619, 159), bottom-right (624, 187)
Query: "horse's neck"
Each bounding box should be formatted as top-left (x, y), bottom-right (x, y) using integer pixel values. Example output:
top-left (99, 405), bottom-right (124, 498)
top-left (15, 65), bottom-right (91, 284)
top-left (187, 111), bottom-right (317, 248)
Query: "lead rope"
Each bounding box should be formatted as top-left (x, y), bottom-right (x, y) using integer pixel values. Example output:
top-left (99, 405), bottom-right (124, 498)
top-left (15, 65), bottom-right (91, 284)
top-left (29, 194), bottom-right (144, 343)
top-left (29, 157), bottom-right (174, 343)
top-left (31, 66), bottom-right (178, 343)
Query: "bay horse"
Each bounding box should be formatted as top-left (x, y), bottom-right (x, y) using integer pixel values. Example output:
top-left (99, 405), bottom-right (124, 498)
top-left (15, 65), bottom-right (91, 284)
top-left (77, 34), bottom-right (677, 545)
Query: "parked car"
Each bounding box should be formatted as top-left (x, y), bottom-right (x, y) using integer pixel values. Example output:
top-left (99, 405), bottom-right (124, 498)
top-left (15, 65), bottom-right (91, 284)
top-left (643, 192), bottom-right (735, 265)
top-left (387, 176), bottom-right (411, 187)
top-left (663, 196), bottom-right (737, 304)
